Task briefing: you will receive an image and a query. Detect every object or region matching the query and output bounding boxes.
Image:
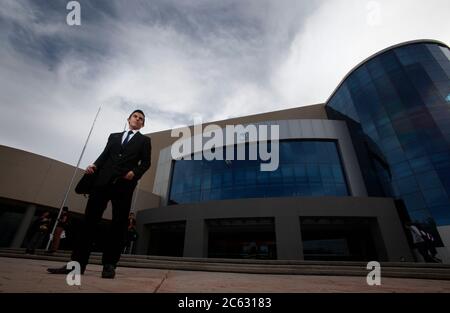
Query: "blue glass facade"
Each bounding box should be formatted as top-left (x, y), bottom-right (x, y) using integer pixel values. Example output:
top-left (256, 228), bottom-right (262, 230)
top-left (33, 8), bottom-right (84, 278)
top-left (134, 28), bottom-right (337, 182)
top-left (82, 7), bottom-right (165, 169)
top-left (169, 140), bottom-right (349, 204)
top-left (327, 41), bottom-right (450, 226)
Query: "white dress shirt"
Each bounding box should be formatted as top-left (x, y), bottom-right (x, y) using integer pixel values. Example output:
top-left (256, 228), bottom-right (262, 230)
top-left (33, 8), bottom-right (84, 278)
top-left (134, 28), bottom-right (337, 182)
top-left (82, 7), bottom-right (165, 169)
top-left (121, 129), bottom-right (139, 144)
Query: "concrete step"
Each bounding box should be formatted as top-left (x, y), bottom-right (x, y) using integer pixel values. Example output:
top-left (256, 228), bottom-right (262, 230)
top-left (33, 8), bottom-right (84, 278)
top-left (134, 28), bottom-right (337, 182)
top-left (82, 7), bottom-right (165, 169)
top-left (4, 247), bottom-right (450, 267)
top-left (1, 248), bottom-right (450, 280)
top-left (1, 248), bottom-right (448, 268)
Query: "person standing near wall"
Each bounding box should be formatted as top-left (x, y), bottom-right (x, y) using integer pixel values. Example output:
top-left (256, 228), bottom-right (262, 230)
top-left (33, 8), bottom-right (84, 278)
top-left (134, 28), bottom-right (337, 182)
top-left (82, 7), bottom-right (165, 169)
top-left (26, 211), bottom-right (51, 254)
top-left (48, 206), bottom-right (70, 253)
top-left (405, 222), bottom-right (436, 263)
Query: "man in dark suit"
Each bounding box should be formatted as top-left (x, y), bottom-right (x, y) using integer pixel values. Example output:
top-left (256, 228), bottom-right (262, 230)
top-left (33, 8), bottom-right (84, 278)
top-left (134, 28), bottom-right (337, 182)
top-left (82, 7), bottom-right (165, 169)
top-left (48, 109), bottom-right (151, 278)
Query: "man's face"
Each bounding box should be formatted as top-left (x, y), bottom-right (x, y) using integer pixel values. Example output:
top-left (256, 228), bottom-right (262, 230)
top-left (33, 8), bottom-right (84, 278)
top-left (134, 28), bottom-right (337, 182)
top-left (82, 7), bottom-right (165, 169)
top-left (128, 112), bottom-right (145, 130)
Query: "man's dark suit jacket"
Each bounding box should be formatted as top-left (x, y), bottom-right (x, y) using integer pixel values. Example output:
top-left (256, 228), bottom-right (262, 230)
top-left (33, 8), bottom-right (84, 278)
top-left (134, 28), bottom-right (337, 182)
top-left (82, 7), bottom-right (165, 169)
top-left (93, 131), bottom-right (151, 188)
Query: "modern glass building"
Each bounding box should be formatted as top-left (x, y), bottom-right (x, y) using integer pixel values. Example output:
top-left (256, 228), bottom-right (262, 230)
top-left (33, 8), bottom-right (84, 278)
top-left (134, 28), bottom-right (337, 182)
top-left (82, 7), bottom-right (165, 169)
top-left (327, 40), bottom-right (450, 244)
top-left (138, 39), bottom-right (449, 262)
top-left (2, 39), bottom-right (449, 264)
top-left (169, 140), bottom-right (349, 204)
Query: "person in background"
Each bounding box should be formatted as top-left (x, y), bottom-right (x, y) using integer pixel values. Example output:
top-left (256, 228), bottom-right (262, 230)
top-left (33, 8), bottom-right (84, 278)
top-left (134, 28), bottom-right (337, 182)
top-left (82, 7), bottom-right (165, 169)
top-left (48, 206), bottom-right (70, 253)
top-left (123, 212), bottom-right (138, 254)
top-left (419, 227), bottom-right (442, 263)
top-left (405, 222), bottom-right (437, 263)
top-left (26, 211), bottom-right (51, 254)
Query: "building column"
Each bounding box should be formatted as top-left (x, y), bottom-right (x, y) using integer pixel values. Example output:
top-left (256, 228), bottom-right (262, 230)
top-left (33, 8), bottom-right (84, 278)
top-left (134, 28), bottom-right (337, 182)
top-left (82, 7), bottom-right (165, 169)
top-left (183, 218), bottom-right (207, 258)
top-left (275, 216), bottom-right (304, 260)
top-left (436, 225), bottom-right (450, 264)
top-left (134, 211), bottom-right (150, 254)
top-left (134, 225), bottom-right (150, 254)
top-left (10, 204), bottom-right (36, 248)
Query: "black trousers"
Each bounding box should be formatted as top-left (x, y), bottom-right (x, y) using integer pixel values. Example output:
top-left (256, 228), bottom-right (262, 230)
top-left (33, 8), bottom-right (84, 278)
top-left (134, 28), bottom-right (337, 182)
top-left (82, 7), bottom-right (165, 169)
top-left (71, 179), bottom-right (135, 270)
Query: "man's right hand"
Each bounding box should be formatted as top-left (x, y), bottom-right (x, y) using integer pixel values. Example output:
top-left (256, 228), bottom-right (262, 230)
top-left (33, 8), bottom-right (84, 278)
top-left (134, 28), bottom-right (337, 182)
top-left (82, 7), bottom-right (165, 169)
top-left (85, 164), bottom-right (97, 174)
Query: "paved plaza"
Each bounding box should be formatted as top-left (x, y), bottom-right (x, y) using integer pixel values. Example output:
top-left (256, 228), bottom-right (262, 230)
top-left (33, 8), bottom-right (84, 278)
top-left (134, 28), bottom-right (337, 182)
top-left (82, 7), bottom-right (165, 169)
top-left (1, 257), bottom-right (450, 293)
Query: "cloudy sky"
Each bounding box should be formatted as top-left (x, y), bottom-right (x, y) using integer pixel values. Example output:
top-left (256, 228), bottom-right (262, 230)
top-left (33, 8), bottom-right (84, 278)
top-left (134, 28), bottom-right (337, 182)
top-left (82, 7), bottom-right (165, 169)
top-left (0, 0), bottom-right (449, 168)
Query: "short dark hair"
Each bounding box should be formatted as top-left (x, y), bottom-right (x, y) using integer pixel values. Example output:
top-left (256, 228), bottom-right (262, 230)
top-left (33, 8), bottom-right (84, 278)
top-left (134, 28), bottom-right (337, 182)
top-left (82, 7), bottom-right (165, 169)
top-left (129, 109), bottom-right (145, 125)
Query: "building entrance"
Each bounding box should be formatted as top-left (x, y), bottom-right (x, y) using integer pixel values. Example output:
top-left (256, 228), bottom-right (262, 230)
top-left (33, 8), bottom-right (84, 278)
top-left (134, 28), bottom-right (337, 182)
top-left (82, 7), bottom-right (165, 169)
top-left (301, 217), bottom-right (379, 261)
top-left (147, 221), bottom-right (186, 257)
top-left (207, 218), bottom-right (276, 259)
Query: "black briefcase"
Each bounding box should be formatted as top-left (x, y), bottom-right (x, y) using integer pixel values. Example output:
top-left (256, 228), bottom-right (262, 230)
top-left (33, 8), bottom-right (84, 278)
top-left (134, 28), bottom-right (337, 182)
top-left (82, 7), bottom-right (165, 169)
top-left (75, 172), bottom-right (98, 194)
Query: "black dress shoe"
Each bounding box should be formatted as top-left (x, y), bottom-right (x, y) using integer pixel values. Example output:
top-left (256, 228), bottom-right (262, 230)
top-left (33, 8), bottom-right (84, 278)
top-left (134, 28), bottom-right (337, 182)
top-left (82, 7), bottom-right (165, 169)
top-left (47, 265), bottom-right (85, 275)
top-left (101, 264), bottom-right (116, 279)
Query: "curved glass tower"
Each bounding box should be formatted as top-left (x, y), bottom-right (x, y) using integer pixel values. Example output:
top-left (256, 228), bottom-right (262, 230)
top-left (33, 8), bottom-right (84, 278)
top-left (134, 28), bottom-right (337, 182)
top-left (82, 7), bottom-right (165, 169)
top-left (327, 40), bottom-right (450, 231)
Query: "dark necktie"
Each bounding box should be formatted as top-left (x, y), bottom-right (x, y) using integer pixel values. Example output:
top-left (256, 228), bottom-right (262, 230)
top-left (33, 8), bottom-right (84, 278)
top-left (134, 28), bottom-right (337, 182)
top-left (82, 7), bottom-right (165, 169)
top-left (122, 130), bottom-right (134, 146)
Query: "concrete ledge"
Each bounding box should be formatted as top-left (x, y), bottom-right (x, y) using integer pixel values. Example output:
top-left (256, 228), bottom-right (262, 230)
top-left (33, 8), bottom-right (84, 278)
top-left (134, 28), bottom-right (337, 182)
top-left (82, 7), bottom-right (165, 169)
top-left (1, 249), bottom-right (450, 280)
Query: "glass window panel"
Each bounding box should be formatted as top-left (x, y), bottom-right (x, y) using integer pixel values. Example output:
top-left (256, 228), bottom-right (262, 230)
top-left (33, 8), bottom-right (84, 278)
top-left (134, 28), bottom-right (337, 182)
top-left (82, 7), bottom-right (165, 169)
top-left (396, 177), bottom-right (419, 194)
top-left (323, 183), bottom-right (337, 196)
top-left (307, 165), bottom-right (320, 183)
top-left (245, 168), bottom-right (257, 185)
top-left (439, 46), bottom-right (450, 60)
top-left (402, 192), bottom-right (427, 211)
top-left (211, 174), bottom-right (222, 189)
top-left (381, 136), bottom-right (401, 151)
top-left (385, 148), bottom-right (407, 164)
top-left (320, 164), bottom-right (334, 183)
top-left (257, 170), bottom-right (270, 185)
top-left (429, 206), bottom-right (450, 226)
top-left (409, 209), bottom-right (433, 224)
top-left (391, 162), bottom-right (413, 179)
top-left (222, 172), bottom-right (233, 187)
top-left (335, 184), bottom-right (348, 196)
top-left (193, 175), bottom-right (201, 189)
top-left (437, 167), bottom-right (450, 192)
top-left (409, 156), bottom-right (433, 173)
top-left (310, 183), bottom-right (324, 196)
top-left (422, 188), bottom-right (449, 207)
top-left (417, 172), bottom-right (443, 191)
top-left (281, 166), bottom-right (295, 183)
top-left (168, 140), bottom-right (349, 204)
top-left (432, 152), bottom-right (450, 169)
top-left (294, 165), bottom-right (307, 183)
top-left (332, 165), bottom-right (345, 183)
top-left (269, 169), bottom-right (283, 184)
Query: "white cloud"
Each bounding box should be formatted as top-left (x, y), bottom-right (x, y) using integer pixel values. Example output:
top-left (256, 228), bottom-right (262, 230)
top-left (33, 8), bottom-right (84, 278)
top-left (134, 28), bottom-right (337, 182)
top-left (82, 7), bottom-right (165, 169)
top-left (273, 0), bottom-right (450, 107)
top-left (0, 0), bottom-right (449, 167)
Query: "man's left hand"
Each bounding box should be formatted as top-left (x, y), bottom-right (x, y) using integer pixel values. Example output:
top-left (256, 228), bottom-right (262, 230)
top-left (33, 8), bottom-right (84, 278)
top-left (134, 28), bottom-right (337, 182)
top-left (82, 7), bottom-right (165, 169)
top-left (124, 171), bottom-right (135, 180)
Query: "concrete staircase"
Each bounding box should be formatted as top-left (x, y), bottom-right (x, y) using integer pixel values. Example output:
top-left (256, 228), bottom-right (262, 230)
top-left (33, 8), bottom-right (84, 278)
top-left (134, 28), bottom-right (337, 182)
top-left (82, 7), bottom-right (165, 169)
top-left (1, 248), bottom-right (450, 280)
